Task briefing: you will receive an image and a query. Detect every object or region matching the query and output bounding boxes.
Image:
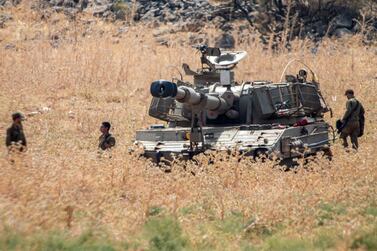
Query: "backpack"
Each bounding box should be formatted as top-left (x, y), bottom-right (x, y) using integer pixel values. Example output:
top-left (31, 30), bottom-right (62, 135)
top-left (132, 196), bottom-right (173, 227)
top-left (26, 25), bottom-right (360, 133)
top-left (358, 104), bottom-right (365, 137)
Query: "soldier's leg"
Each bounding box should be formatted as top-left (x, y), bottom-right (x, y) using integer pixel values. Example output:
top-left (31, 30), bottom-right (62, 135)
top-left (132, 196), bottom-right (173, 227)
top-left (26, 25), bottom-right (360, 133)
top-left (340, 132), bottom-right (349, 148)
top-left (350, 126), bottom-right (360, 150)
top-left (351, 135), bottom-right (358, 149)
top-left (7, 146), bottom-right (16, 164)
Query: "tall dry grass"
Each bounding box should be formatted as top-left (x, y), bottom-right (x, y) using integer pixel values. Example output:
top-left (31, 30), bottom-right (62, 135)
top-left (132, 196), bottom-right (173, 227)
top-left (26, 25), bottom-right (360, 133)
top-left (0, 13), bottom-right (377, 249)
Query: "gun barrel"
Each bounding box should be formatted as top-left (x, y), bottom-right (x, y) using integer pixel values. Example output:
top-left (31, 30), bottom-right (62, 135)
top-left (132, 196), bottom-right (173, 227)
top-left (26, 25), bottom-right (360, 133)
top-left (150, 80), bottom-right (229, 111)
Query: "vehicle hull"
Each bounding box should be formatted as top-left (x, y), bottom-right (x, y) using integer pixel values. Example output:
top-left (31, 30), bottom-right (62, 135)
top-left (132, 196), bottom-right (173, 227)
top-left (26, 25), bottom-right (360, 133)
top-left (135, 122), bottom-right (331, 163)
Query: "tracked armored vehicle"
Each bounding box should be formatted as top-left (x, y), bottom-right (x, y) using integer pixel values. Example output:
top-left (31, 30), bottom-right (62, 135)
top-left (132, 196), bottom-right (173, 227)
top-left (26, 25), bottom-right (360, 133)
top-left (135, 45), bottom-right (332, 163)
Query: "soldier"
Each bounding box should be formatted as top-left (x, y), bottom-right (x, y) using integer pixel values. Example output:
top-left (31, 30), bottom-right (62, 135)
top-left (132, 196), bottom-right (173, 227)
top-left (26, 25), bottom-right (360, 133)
top-left (5, 112), bottom-right (27, 152)
top-left (340, 89), bottom-right (364, 150)
top-left (98, 122), bottom-right (116, 150)
top-left (297, 69), bottom-right (307, 83)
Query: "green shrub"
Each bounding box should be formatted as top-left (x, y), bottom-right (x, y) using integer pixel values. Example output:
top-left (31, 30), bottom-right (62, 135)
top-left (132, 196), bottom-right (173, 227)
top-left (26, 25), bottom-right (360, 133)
top-left (144, 216), bottom-right (189, 251)
top-left (365, 206), bottom-right (377, 217)
top-left (264, 236), bottom-right (312, 251)
top-left (111, 0), bottom-right (132, 21)
top-left (215, 211), bottom-right (244, 234)
top-left (0, 230), bottom-right (23, 250)
top-left (147, 206), bottom-right (164, 217)
top-left (313, 230), bottom-right (339, 250)
top-left (317, 202), bottom-right (347, 226)
top-left (351, 226), bottom-right (377, 250)
top-left (0, 230), bottom-right (118, 251)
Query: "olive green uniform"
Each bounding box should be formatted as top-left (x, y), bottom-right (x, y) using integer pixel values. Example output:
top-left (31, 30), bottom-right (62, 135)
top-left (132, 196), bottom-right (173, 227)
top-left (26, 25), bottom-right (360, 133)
top-left (98, 133), bottom-right (116, 150)
top-left (6, 123), bottom-right (27, 151)
top-left (340, 98), bottom-right (361, 149)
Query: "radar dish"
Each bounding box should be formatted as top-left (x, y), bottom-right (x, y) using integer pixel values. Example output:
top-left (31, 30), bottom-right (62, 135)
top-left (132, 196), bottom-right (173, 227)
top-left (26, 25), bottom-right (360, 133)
top-left (206, 51), bottom-right (247, 67)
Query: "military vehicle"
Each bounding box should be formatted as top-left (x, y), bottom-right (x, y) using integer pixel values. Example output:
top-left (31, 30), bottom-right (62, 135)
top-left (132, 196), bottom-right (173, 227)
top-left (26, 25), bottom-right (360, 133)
top-left (135, 45), bottom-right (333, 164)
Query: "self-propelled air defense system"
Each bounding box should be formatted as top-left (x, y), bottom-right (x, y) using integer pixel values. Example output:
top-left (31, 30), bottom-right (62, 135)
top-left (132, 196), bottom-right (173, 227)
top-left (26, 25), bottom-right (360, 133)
top-left (135, 45), bottom-right (332, 163)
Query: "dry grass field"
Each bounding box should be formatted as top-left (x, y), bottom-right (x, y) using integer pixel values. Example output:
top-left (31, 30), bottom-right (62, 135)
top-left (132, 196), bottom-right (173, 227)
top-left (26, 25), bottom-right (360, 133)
top-left (0, 8), bottom-right (377, 250)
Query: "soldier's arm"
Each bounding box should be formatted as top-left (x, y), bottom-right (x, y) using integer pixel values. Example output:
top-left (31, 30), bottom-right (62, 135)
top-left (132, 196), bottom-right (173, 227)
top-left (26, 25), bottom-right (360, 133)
top-left (21, 133), bottom-right (27, 146)
top-left (342, 100), bottom-right (354, 122)
top-left (5, 128), bottom-right (12, 147)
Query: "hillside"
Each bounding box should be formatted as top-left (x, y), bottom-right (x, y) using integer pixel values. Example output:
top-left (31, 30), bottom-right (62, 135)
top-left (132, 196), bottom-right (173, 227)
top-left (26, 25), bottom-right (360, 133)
top-left (0, 1), bottom-right (377, 250)
top-left (1, 0), bottom-right (377, 47)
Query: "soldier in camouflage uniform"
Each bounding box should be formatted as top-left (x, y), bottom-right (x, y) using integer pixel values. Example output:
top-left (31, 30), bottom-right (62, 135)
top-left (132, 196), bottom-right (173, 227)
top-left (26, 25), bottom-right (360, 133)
top-left (5, 112), bottom-right (27, 152)
top-left (98, 122), bottom-right (116, 150)
top-left (340, 89), bottom-right (363, 150)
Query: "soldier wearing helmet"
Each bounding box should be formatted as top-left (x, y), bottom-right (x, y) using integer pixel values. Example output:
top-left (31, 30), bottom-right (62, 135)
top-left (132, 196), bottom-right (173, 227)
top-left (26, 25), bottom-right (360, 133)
top-left (5, 112), bottom-right (27, 152)
top-left (339, 89), bottom-right (365, 150)
top-left (297, 69), bottom-right (308, 83)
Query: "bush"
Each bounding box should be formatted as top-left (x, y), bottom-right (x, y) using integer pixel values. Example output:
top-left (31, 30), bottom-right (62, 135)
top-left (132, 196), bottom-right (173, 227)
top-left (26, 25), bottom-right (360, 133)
top-left (351, 226), bottom-right (377, 250)
top-left (144, 216), bottom-right (189, 251)
top-left (316, 202), bottom-right (347, 226)
top-left (111, 0), bottom-right (133, 21)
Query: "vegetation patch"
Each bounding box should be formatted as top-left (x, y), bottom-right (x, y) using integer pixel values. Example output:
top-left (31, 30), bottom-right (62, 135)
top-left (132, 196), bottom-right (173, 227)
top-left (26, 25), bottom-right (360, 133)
top-left (313, 229), bottom-right (340, 250)
top-left (215, 211), bottom-right (245, 234)
top-left (317, 202), bottom-right (347, 226)
top-left (144, 216), bottom-right (190, 251)
top-left (264, 236), bottom-right (313, 251)
top-left (351, 225), bottom-right (377, 250)
top-left (365, 205), bottom-right (377, 217)
top-left (146, 206), bottom-right (164, 217)
top-left (0, 230), bottom-right (118, 251)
